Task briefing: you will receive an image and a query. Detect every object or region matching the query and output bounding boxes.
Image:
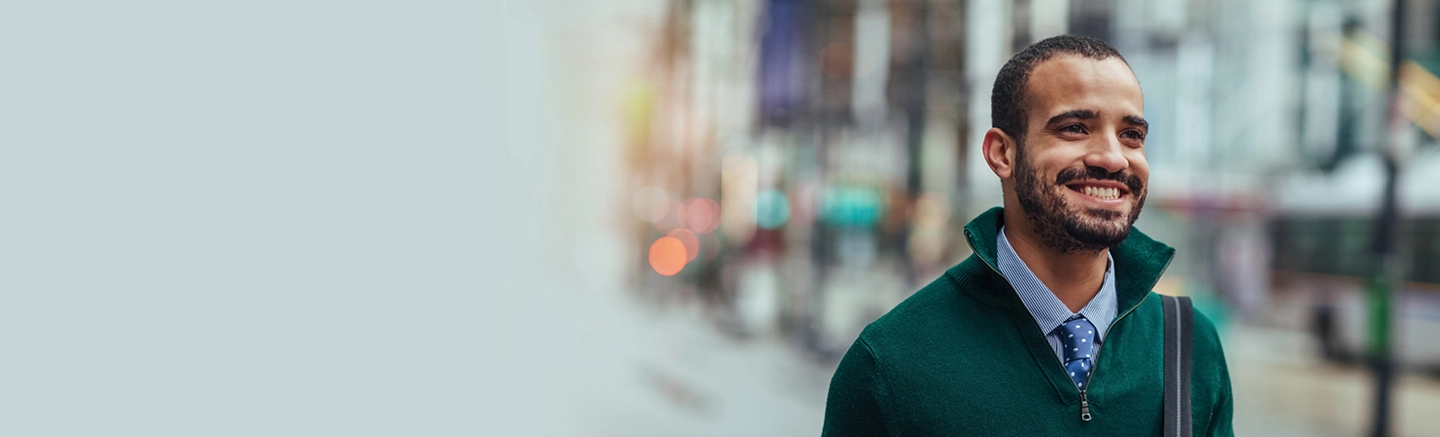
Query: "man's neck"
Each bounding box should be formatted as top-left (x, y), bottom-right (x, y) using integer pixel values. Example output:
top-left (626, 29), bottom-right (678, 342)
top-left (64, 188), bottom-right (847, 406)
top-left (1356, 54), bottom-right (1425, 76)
top-left (1002, 217), bottom-right (1109, 313)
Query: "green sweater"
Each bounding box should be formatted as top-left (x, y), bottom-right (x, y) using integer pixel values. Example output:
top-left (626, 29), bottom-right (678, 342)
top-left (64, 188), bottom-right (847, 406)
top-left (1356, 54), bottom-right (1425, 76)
top-left (822, 208), bottom-right (1233, 436)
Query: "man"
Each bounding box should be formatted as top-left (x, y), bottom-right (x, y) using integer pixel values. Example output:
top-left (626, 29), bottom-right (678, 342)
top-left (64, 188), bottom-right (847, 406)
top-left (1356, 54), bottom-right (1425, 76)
top-left (822, 35), bottom-right (1233, 436)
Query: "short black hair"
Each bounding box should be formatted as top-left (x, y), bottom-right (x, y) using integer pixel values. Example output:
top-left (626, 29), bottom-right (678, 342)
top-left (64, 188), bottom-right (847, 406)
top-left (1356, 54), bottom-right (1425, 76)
top-left (990, 35), bottom-right (1127, 143)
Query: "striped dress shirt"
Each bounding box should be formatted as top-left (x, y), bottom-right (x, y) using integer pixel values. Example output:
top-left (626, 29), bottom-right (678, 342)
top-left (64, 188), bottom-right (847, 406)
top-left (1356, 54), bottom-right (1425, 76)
top-left (996, 227), bottom-right (1119, 364)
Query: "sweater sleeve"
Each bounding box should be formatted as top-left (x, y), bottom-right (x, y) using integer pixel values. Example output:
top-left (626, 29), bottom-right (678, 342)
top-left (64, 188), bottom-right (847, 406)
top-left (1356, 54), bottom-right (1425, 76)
top-left (1207, 375), bottom-right (1234, 437)
top-left (1195, 311), bottom-right (1235, 437)
top-left (822, 336), bottom-right (893, 437)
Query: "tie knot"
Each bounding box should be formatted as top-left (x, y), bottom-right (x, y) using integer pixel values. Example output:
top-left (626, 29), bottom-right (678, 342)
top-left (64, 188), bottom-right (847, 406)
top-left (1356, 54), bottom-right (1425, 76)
top-left (1057, 316), bottom-right (1097, 362)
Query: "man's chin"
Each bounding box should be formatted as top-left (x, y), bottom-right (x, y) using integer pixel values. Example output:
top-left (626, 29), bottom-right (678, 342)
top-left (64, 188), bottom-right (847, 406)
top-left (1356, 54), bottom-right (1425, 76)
top-left (1078, 205), bottom-right (1127, 221)
top-left (1064, 215), bottom-right (1132, 247)
top-left (1018, 187), bottom-right (1144, 252)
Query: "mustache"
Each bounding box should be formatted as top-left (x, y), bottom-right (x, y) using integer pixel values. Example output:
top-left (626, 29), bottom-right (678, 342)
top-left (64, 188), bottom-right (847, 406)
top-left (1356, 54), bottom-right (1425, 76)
top-left (1054, 166), bottom-right (1144, 193)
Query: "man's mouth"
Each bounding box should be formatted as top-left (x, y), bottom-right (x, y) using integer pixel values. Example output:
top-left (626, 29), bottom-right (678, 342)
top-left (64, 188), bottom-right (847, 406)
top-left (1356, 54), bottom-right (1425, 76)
top-left (1064, 182), bottom-right (1130, 201)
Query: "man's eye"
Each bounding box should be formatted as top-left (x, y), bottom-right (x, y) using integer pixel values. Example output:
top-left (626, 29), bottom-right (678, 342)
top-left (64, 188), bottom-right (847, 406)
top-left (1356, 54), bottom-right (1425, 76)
top-left (1122, 130), bottom-right (1145, 140)
top-left (1060, 124), bottom-right (1087, 134)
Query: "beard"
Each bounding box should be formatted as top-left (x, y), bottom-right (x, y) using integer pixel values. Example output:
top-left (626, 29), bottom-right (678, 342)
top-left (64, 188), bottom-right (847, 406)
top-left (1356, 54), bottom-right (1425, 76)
top-left (1013, 144), bottom-right (1147, 253)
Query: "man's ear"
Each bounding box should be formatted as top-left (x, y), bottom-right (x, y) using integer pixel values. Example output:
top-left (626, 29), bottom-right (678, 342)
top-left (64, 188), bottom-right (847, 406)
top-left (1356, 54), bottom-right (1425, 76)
top-left (983, 127), bottom-right (1017, 180)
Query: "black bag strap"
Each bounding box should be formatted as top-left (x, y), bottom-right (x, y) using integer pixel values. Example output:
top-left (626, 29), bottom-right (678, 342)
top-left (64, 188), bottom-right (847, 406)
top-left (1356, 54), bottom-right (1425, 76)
top-left (1161, 295), bottom-right (1194, 437)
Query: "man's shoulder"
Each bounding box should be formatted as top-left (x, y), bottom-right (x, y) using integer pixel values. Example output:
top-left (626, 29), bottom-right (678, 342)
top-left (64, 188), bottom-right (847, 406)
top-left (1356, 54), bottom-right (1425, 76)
top-left (1187, 298), bottom-right (1228, 359)
top-left (1139, 291), bottom-right (1234, 417)
top-left (1134, 292), bottom-right (1229, 363)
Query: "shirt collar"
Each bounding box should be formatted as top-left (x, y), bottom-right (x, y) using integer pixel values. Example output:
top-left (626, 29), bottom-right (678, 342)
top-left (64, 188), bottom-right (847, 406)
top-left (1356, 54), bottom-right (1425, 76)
top-left (995, 226), bottom-right (1119, 340)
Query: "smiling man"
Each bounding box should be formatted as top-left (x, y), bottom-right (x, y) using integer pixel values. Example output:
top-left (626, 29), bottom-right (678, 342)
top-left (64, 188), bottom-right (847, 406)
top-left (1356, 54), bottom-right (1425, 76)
top-left (822, 35), bottom-right (1233, 436)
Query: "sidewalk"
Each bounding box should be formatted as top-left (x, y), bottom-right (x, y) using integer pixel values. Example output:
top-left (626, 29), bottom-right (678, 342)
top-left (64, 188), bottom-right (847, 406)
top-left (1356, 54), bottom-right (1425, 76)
top-left (1227, 325), bottom-right (1440, 437)
top-left (575, 300), bottom-right (830, 437)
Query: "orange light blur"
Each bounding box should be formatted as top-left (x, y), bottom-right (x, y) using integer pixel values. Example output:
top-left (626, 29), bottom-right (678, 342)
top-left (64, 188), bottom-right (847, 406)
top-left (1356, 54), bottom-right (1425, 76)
top-left (649, 236), bottom-right (687, 276)
top-left (667, 228), bottom-right (700, 262)
top-left (684, 198), bottom-right (721, 234)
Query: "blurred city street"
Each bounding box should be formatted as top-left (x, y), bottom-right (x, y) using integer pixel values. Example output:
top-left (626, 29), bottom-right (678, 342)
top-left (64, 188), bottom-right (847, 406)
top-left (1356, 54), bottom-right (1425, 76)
top-left (532, 0), bottom-right (1440, 435)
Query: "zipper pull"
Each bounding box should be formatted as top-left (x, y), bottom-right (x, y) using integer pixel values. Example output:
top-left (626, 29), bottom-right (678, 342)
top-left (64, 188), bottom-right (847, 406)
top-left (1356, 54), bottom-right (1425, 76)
top-left (1080, 391), bottom-right (1092, 422)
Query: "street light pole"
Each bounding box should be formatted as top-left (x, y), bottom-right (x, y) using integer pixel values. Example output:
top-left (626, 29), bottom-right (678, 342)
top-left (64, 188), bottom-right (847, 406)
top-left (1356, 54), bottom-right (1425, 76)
top-left (1367, 0), bottom-right (1407, 436)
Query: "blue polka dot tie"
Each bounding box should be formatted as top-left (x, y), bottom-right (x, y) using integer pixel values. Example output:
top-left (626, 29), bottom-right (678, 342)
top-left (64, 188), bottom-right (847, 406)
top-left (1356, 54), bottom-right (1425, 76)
top-left (1058, 316), bottom-right (1097, 390)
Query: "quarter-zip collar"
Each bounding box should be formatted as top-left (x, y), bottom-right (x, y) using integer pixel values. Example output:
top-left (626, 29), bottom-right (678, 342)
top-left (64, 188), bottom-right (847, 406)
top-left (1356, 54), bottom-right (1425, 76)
top-left (955, 207), bottom-right (1175, 317)
top-left (954, 207), bottom-right (1177, 406)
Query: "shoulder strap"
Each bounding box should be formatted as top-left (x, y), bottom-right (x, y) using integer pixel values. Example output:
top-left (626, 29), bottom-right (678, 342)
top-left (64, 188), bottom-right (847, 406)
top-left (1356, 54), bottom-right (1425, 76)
top-left (1161, 295), bottom-right (1194, 437)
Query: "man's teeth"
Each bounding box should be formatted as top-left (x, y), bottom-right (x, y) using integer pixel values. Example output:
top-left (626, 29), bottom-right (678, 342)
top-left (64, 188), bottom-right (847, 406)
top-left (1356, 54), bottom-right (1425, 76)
top-left (1081, 186), bottom-right (1121, 200)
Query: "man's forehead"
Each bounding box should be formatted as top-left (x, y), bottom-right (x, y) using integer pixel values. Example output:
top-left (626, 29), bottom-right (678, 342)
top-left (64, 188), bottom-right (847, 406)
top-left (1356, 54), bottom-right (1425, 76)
top-left (1025, 55), bottom-right (1143, 115)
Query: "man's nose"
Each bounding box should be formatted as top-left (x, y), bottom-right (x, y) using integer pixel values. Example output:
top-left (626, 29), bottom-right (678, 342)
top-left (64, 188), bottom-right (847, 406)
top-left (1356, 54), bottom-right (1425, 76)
top-left (1082, 133), bottom-right (1129, 174)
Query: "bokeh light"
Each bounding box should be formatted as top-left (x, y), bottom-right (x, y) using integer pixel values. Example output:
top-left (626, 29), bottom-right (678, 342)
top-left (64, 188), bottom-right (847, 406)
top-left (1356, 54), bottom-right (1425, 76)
top-left (913, 192), bottom-right (950, 225)
top-left (648, 236), bottom-right (686, 276)
top-left (631, 186), bottom-right (671, 223)
top-left (721, 153), bottom-right (758, 246)
top-left (908, 191), bottom-right (952, 267)
top-left (667, 228), bottom-right (700, 262)
top-left (684, 198), bottom-right (721, 234)
top-left (754, 189), bottom-right (790, 230)
top-left (652, 200), bottom-right (685, 233)
top-left (821, 186), bottom-right (882, 227)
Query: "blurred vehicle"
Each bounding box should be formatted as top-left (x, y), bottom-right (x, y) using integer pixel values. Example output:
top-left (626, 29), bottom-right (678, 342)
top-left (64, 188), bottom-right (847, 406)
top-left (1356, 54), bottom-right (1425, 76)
top-left (1271, 151), bottom-right (1440, 370)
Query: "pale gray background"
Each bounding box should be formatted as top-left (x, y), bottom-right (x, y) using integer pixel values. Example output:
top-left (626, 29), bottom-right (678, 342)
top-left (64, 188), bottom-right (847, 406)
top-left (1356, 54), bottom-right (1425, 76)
top-left (0, 1), bottom-right (601, 435)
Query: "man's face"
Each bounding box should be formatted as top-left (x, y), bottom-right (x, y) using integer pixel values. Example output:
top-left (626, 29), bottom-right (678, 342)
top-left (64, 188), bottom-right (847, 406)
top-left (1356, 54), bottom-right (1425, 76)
top-left (1012, 55), bottom-right (1149, 253)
